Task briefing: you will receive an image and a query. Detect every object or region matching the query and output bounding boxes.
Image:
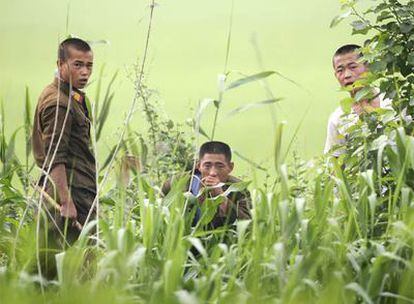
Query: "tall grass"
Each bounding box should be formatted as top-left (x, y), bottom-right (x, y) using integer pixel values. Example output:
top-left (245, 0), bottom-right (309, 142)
top-left (3, 157), bottom-right (414, 303)
top-left (1, 90), bottom-right (414, 303)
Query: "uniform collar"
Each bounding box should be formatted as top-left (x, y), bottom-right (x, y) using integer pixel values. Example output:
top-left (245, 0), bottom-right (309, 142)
top-left (53, 77), bottom-right (85, 104)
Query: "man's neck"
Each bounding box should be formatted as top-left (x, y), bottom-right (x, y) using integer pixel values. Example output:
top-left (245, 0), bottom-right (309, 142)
top-left (55, 74), bottom-right (84, 93)
top-left (54, 77), bottom-right (85, 104)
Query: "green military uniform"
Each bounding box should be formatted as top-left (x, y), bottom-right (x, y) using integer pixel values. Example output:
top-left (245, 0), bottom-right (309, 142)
top-left (32, 78), bottom-right (97, 278)
top-left (32, 78), bottom-right (96, 227)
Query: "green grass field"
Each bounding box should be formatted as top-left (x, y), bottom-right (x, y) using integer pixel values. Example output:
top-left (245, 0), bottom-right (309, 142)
top-left (0, 0), bottom-right (361, 174)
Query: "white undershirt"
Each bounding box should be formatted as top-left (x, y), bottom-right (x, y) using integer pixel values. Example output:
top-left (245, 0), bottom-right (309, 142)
top-left (324, 94), bottom-right (392, 157)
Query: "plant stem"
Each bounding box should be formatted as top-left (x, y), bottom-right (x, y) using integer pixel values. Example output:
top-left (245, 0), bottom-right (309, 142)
top-left (210, 0), bottom-right (234, 140)
top-left (82, 0), bottom-right (157, 229)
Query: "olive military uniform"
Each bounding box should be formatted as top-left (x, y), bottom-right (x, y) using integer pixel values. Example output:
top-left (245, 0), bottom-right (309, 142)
top-left (32, 78), bottom-right (96, 227)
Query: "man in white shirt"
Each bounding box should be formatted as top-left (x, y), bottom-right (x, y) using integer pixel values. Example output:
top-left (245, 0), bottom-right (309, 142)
top-left (324, 44), bottom-right (390, 157)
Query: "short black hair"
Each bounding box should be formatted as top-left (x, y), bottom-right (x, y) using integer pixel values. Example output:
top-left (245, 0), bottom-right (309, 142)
top-left (199, 141), bottom-right (232, 162)
top-left (333, 44), bottom-right (362, 58)
top-left (58, 38), bottom-right (92, 62)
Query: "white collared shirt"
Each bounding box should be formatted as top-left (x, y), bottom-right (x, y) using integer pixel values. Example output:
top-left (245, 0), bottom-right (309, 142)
top-left (324, 94), bottom-right (392, 157)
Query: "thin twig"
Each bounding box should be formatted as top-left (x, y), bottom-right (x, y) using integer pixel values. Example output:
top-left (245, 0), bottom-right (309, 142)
top-left (211, 0), bottom-right (234, 140)
top-left (35, 74), bottom-right (73, 290)
top-left (82, 0), bottom-right (157, 230)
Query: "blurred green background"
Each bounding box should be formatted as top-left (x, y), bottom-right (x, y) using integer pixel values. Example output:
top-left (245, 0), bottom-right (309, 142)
top-left (0, 0), bottom-right (364, 176)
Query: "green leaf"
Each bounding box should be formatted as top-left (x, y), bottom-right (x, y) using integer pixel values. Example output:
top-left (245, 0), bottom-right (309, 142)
top-left (225, 71), bottom-right (276, 91)
top-left (94, 64), bottom-right (105, 119)
top-left (85, 96), bottom-right (93, 123)
top-left (370, 134), bottom-right (388, 151)
top-left (139, 136), bottom-right (148, 168)
top-left (5, 128), bottom-right (20, 164)
top-left (127, 128), bottom-right (140, 157)
top-left (198, 196), bottom-right (224, 227)
top-left (2, 127), bottom-right (21, 178)
top-left (284, 104), bottom-right (311, 160)
top-left (351, 20), bottom-right (370, 34)
top-left (191, 227), bottom-right (227, 237)
top-left (377, 11), bottom-right (393, 22)
top-left (197, 126), bottom-right (210, 140)
top-left (345, 282), bottom-right (373, 304)
top-left (0, 98), bottom-right (5, 163)
top-left (370, 60), bottom-right (387, 72)
top-left (187, 237), bottom-right (207, 260)
top-left (100, 145), bottom-right (117, 171)
top-left (391, 45), bottom-right (404, 55)
top-left (352, 20), bottom-right (369, 30)
top-left (226, 98), bottom-right (282, 117)
top-left (274, 121), bottom-right (286, 172)
top-left (354, 87), bottom-right (374, 102)
top-left (408, 53), bottom-right (414, 66)
top-left (340, 97), bottom-right (354, 114)
top-left (222, 181), bottom-right (251, 197)
top-left (233, 150), bottom-right (266, 171)
top-left (24, 86), bottom-right (32, 160)
top-left (380, 292), bottom-right (414, 303)
top-left (96, 92), bottom-right (114, 140)
top-left (196, 98), bottom-right (214, 121)
top-left (400, 22), bottom-right (414, 34)
top-left (95, 70), bottom-right (118, 141)
top-left (373, 2), bottom-right (389, 13)
top-left (188, 117), bottom-right (210, 140)
top-left (330, 10), bottom-right (351, 28)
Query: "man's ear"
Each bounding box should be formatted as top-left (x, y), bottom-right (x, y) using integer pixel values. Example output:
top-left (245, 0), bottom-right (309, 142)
top-left (57, 59), bottom-right (65, 72)
top-left (229, 162), bottom-right (234, 172)
top-left (196, 161), bottom-right (201, 170)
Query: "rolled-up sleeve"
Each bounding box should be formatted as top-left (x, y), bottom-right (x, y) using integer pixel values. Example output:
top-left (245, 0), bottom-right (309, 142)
top-left (40, 104), bottom-right (73, 168)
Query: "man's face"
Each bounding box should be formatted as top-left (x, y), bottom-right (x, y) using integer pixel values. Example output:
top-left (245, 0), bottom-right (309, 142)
top-left (58, 47), bottom-right (93, 89)
top-left (333, 51), bottom-right (367, 95)
top-left (197, 153), bottom-right (234, 183)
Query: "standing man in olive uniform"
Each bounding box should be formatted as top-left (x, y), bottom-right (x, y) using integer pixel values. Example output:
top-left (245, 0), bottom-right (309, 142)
top-left (32, 37), bottom-right (96, 245)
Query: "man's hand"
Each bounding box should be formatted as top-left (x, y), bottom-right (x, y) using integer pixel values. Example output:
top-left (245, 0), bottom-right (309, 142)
top-left (201, 176), bottom-right (231, 215)
top-left (60, 200), bottom-right (78, 220)
top-left (202, 176), bottom-right (224, 196)
top-left (352, 98), bottom-right (381, 115)
top-left (50, 164), bottom-right (78, 222)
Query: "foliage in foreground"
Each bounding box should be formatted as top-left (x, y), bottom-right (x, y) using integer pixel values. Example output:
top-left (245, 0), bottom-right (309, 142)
top-left (1, 152), bottom-right (414, 304)
top-left (1, 0), bottom-right (414, 303)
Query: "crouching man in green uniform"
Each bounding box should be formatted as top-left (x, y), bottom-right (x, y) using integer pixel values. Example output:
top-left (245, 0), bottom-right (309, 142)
top-left (162, 141), bottom-right (251, 228)
top-left (32, 38), bottom-right (96, 276)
